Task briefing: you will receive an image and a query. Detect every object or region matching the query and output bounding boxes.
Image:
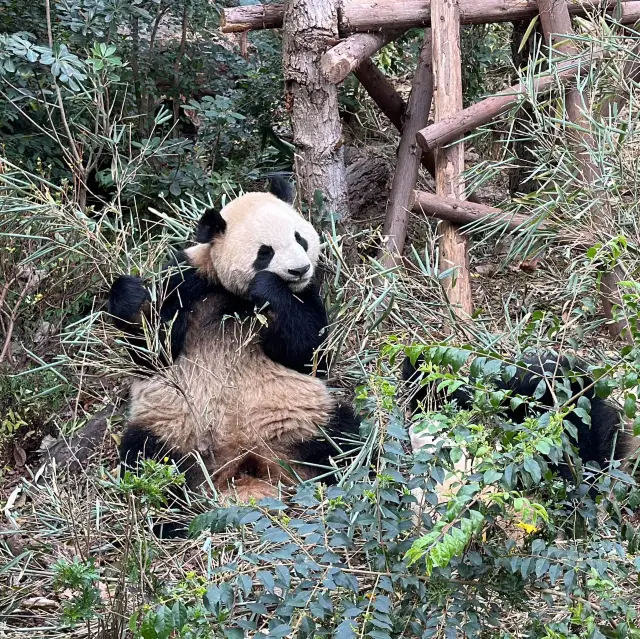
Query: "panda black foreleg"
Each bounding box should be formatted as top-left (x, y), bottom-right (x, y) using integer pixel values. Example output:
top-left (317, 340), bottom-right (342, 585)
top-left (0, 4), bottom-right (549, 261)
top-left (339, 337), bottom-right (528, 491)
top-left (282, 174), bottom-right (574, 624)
top-left (249, 271), bottom-right (329, 374)
top-left (109, 254), bottom-right (209, 370)
top-left (108, 275), bottom-right (156, 370)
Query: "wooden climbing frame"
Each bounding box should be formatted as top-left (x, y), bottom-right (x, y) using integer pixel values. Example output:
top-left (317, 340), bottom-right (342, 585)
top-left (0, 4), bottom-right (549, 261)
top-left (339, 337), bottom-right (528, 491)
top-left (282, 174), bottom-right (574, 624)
top-left (221, 0), bottom-right (636, 335)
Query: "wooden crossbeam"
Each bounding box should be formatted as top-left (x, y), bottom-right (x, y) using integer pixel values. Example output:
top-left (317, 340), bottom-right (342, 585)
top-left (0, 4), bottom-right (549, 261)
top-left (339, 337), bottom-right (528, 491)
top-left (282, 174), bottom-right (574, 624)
top-left (221, 0), bottom-right (640, 33)
top-left (321, 31), bottom-right (403, 85)
top-left (415, 58), bottom-right (587, 151)
top-left (410, 190), bottom-right (541, 231)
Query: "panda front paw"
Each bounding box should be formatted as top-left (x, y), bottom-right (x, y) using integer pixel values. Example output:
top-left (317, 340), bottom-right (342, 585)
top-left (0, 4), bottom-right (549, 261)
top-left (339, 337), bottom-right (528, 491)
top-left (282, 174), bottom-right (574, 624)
top-left (108, 275), bottom-right (150, 321)
top-left (249, 271), bottom-right (290, 308)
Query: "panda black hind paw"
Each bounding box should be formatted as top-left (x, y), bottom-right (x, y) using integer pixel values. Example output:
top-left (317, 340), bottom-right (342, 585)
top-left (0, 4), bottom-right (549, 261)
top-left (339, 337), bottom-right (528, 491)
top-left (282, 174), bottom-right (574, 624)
top-left (108, 275), bottom-right (150, 320)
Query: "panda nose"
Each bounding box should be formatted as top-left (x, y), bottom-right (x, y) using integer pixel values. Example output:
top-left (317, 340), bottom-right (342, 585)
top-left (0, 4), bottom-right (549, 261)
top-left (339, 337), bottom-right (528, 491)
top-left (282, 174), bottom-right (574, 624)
top-left (288, 265), bottom-right (310, 278)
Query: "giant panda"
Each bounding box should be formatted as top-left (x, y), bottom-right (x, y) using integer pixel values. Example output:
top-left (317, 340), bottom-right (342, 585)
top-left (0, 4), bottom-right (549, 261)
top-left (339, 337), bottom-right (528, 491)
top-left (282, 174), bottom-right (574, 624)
top-left (402, 350), bottom-right (640, 485)
top-left (108, 179), bottom-right (360, 504)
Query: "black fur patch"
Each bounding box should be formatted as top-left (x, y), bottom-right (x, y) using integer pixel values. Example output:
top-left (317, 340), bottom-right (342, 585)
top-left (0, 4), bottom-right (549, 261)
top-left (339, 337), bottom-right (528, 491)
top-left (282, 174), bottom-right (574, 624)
top-left (253, 244), bottom-right (275, 270)
top-left (248, 271), bottom-right (328, 374)
top-left (119, 425), bottom-right (174, 468)
top-left (196, 208), bottom-right (226, 243)
top-left (295, 232), bottom-right (308, 252)
top-left (119, 425), bottom-right (194, 540)
top-left (108, 275), bottom-right (149, 322)
top-left (403, 351), bottom-right (626, 475)
top-left (291, 403), bottom-right (362, 481)
top-left (269, 176), bottom-right (294, 204)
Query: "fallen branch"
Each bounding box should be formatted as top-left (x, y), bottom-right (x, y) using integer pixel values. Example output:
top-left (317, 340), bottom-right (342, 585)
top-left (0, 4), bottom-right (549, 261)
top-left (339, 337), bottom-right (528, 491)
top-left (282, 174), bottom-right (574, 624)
top-left (322, 30), bottom-right (403, 85)
top-left (416, 57), bottom-right (589, 151)
top-left (221, 0), bottom-right (638, 33)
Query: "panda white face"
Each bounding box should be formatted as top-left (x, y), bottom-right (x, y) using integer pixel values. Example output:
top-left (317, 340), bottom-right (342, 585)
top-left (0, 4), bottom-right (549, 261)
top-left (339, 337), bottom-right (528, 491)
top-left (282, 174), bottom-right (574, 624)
top-left (186, 192), bottom-right (321, 297)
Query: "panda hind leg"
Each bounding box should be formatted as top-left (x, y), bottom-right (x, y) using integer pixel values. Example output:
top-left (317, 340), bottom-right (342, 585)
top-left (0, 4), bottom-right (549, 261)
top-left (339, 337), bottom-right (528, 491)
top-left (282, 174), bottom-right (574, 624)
top-left (119, 424), bottom-right (199, 539)
top-left (289, 403), bottom-right (361, 485)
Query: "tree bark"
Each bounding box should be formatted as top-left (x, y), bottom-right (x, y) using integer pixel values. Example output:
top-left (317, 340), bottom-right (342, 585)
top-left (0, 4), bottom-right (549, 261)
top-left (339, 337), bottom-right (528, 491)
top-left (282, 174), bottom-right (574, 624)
top-left (221, 0), bottom-right (638, 33)
top-left (416, 57), bottom-right (586, 151)
top-left (379, 30), bottom-right (434, 266)
top-left (432, 0), bottom-right (473, 319)
top-left (507, 18), bottom-right (543, 196)
top-left (283, 0), bottom-right (349, 221)
top-left (321, 30), bottom-right (403, 85)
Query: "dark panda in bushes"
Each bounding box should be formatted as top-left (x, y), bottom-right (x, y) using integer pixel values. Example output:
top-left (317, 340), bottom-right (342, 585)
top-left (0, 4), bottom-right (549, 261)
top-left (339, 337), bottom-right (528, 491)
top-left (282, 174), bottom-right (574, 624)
top-left (402, 350), bottom-right (640, 483)
top-left (108, 179), bottom-right (360, 503)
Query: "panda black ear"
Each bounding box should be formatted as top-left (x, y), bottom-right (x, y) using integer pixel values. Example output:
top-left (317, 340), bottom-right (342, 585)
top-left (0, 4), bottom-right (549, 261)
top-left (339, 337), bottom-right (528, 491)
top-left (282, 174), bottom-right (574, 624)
top-left (269, 176), bottom-right (294, 204)
top-left (195, 208), bottom-right (226, 243)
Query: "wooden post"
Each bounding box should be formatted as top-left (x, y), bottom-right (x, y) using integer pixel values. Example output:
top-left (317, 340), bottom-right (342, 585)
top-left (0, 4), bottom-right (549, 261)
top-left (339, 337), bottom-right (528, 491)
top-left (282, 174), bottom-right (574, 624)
top-left (431, 0), bottom-right (473, 318)
top-left (283, 0), bottom-right (349, 221)
top-left (380, 31), bottom-right (434, 266)
top-left (537, 0), bottom-right (629, 340)
top-left (321, 30), bottom-right (403, 85)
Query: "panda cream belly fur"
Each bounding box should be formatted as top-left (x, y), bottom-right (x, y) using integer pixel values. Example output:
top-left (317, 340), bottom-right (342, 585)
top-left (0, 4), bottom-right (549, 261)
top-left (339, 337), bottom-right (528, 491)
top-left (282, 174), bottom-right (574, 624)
top-left (110, 179), bottom-right (360, 502)
top-left (127, 293), bottom-right (335, 486)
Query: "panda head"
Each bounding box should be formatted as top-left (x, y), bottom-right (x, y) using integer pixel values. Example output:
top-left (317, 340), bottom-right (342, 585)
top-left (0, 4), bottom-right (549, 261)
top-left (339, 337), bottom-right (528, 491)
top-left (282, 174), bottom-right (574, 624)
top-left (185, 186), bottom-right (321, 297)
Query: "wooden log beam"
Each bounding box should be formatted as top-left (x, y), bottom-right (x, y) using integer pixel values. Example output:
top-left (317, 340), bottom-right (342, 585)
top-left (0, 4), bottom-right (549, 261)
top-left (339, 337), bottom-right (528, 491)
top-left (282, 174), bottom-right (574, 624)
top-left (220, 0), bottom-right (640, 33)
top-left (321, 30), bottom-right (403, 84)
top-left (432, 0), bottom-right (473, 318)
top-left (416, 58), bottom-right (586, 151)
top-left (410, 190), bottom-right (540, 231)
top-left (354, 58), bottom-right (406, 131)
top-left (380, 31), bottom-right (434, 266)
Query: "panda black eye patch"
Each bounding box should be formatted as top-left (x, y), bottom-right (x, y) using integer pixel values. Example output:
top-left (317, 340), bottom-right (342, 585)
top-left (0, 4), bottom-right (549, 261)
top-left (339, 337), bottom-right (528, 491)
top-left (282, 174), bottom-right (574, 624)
top-left (295, 232), bottom-right (308, 252)
top-left (254, 244), bottom-right (275, 270)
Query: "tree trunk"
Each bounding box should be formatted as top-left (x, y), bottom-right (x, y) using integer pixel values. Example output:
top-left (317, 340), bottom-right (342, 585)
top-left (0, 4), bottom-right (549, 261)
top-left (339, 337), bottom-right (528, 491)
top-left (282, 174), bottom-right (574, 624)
top-left (380, 30), bottom-right (434, 266)
top-left (536, 0), bottom-right (629, 340)
top-left (283, 0), bottom-right (349, 222)
top-left (432, 0), bottom-right (473, 318)
top-left (507, 19), bottom-right (542, 196)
